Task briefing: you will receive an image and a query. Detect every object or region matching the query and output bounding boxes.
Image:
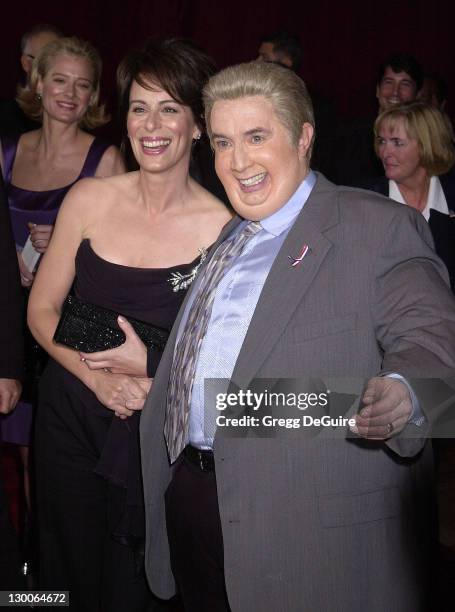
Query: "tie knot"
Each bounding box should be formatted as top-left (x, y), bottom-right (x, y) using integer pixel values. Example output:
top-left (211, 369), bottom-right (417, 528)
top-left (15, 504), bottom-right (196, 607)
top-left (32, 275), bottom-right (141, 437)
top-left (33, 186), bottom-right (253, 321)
top-left (243, 220), bottom-right (262, 237)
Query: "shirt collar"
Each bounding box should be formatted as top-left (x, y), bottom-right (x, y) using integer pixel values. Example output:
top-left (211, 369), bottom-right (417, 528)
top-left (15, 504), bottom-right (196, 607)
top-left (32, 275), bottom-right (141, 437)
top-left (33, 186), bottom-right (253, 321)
top-left (259, 170), bottom-right (317, 237)
top-left (389, 177), bottom-right (449, 221)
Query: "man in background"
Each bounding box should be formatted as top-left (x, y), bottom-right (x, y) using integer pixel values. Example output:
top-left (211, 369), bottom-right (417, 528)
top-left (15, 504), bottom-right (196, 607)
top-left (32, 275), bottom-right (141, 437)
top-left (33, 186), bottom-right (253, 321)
top-left (257, 31), bottom-right (302, 70)
top-left (335, 52), bottom-right (423, 186)
top-left (0, 24), bottom-right (62, 136)
top-left (256, 30), bottom-right (336, 179)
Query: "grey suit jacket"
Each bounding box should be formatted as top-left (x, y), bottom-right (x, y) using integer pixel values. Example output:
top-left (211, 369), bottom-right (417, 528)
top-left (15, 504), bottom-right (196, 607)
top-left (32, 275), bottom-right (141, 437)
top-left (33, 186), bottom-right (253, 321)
top-left (140, 174), bottom-right (455, 611)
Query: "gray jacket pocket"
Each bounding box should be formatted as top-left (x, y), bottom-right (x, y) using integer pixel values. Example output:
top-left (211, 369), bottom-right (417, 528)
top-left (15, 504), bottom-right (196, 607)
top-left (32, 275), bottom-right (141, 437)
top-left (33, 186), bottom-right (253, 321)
top-left (318, 486), bottom-right (400, 527)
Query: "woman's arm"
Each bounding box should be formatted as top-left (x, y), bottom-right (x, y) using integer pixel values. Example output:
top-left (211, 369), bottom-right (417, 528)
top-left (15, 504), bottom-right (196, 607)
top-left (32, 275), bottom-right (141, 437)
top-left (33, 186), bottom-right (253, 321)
top-left (95, 146), bottom-right (126, 178)
top-left (28, 180), bottom-right (148, 417)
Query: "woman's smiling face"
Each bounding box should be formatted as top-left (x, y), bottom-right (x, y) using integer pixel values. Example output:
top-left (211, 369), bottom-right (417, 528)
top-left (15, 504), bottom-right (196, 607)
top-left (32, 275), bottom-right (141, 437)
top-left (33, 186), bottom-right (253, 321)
top-left (127, 80), bottom-right (199, 174)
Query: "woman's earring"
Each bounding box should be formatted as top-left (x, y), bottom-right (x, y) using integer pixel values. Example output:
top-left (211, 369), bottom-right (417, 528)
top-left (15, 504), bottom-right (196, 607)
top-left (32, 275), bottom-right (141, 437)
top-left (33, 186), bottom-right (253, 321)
top-left (193, 132), bottom-right (202, 142)
top-left (36, 93), bottom-right (42, 102)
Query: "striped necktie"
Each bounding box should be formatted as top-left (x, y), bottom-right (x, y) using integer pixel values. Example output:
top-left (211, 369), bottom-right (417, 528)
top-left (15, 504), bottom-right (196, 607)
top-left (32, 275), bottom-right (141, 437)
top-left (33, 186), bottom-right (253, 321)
top-left (164, 221), bottom-right (262, 463)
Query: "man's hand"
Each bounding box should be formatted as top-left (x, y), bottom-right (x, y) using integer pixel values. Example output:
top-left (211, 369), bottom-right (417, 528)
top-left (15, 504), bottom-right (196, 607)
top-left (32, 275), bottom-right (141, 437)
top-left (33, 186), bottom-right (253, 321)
top-left (0, 378), bottom-right (22, 414)
top-left (350, 377), bottom-right (412, 439)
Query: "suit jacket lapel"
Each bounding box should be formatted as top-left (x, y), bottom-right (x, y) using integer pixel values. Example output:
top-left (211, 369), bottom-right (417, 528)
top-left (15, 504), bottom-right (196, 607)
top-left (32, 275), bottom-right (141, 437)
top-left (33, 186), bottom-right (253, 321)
top-left (230, 174), bottom-right (340, 388)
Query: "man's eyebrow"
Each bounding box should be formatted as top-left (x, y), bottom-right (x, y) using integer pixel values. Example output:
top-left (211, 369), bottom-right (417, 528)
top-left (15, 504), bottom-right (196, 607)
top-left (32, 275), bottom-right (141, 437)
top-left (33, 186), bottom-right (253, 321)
top-left (245, 127), bottom-right (270, 135)
top-left (211, 127), bottom-right (271, 139)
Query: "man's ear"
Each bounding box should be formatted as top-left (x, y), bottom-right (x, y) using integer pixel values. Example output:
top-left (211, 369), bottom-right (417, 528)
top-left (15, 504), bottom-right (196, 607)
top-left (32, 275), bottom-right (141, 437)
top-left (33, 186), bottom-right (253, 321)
top-left (280, 55), bottom-right (293, 69)
top-left (20, 54), bottom-right (30, 75)
top-left (375, 84), bottom-right (380, 101)
top-left (297, 122), bottom-right (314, 159)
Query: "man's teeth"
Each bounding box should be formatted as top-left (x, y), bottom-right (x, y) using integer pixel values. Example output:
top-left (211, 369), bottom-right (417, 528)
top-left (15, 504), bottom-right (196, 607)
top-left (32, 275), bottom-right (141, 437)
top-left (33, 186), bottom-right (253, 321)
top-left (143, 139), bottom-right (171, 148)
top-left (239, 172), bottom-right (267, 186)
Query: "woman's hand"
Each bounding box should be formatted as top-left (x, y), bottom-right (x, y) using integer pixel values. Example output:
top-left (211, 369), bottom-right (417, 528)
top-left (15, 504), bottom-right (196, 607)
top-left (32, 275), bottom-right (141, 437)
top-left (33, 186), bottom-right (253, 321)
top-left (125, 377), bottom-right (152, 413)
top-left (80, 316), bottom-right (148, 376)
top-left (0, 379), bottom-right (22, 414)
top-left (28, 223), bottom-right (54, 253)
top-left (17, 252), bottom-right (34, 287)
top-left (90, 371), bottom-right (152, 419)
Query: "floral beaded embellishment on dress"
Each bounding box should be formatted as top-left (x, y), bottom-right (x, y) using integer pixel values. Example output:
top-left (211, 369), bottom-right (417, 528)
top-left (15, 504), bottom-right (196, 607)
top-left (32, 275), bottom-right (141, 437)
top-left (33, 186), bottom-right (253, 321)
top-left (168, 247), bottom-right (208, 292)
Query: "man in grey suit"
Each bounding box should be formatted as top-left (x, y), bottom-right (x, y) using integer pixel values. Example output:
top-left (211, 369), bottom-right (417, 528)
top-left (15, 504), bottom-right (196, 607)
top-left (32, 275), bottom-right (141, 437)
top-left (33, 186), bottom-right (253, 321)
top-left (139, 61), bottom-right (455, 611)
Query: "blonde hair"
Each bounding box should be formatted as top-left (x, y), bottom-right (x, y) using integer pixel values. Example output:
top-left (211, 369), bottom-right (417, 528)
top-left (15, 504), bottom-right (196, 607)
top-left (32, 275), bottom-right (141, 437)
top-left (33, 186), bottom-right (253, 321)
top-left (374, 102), bottom-right (455, 176)
top-left (203, 61), bottom-right (315, 158)
top-left (16, 36), bottom-right (109, 130)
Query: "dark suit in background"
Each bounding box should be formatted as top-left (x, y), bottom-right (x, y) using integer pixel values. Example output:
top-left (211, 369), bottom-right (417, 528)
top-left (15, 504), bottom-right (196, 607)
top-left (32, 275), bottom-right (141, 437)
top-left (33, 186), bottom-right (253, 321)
top-left (0, 99), bottom-right (39, 137)
top-left (0, 173), bottom-right (24, 590)
top-left (332, 115), bottom-right (383, 187)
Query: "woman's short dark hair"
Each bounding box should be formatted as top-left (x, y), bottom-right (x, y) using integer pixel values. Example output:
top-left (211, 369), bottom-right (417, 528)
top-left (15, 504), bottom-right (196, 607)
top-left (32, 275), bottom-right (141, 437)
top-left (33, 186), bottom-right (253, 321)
top-left (117, 38), bottom-right (216, 133)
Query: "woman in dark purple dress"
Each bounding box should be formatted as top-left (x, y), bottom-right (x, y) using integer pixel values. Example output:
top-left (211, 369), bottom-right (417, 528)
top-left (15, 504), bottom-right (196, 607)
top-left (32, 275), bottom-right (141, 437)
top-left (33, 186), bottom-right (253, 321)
top-left (28, 40), bottom-right (231, 611)
top-left (0, 37), bottom-right (123, 511)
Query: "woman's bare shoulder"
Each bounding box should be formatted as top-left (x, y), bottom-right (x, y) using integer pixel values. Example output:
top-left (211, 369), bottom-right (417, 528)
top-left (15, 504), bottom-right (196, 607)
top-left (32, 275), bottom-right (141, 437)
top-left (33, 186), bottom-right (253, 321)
top-left (16, 129), bottom-right (40, 150)
top-left (59, 172), bottom-right (138, 218)
top-left (69, 171), bottom-right (136, 195)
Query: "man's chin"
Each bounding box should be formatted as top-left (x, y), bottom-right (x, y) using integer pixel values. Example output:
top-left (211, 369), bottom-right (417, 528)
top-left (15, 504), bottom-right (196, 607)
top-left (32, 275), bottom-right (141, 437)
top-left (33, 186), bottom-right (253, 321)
top-left (228, 193), bottom-right (270, 220)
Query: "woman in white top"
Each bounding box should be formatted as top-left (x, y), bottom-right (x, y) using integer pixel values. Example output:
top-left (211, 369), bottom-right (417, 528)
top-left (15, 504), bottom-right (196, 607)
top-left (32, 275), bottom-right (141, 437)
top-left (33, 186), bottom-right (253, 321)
top-left (371, 101), bottom-right (455, 290)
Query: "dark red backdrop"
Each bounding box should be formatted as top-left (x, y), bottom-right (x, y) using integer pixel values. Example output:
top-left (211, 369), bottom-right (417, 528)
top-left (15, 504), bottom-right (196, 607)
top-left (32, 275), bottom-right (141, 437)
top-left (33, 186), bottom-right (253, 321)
top-left (0, 0), bottom-right (452, 140)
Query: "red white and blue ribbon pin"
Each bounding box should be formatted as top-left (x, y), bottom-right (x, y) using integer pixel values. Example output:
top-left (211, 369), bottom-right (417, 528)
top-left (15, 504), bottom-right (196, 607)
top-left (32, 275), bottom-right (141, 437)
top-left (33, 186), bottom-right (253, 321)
top-left (288, 244), bottom-right (310, 268)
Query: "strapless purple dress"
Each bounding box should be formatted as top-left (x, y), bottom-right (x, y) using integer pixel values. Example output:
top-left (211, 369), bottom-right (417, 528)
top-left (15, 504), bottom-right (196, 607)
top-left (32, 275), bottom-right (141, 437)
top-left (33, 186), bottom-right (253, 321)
top-left (0, 134), bottom-right (111, 446)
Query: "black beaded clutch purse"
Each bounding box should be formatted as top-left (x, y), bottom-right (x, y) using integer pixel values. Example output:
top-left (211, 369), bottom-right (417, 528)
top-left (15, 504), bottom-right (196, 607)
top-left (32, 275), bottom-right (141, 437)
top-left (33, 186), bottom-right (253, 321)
top-left (53, 294), bottom-right (169, 353)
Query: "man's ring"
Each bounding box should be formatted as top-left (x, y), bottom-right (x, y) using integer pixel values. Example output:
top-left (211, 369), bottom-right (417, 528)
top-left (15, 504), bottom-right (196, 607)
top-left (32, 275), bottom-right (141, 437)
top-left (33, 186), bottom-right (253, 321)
top-left (386, 422), bottom-right (393, 435)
